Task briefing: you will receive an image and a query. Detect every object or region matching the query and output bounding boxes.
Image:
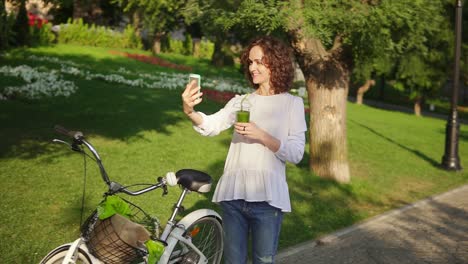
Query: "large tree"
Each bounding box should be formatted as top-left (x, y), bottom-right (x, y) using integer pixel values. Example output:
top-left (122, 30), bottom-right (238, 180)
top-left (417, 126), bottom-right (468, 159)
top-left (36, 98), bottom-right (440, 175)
top-left (352, 1), bottom-right (452, 115)
top-left (199, 0), bottom-right (455, 183)
top-left (389, 1), bottom-right (451, 116)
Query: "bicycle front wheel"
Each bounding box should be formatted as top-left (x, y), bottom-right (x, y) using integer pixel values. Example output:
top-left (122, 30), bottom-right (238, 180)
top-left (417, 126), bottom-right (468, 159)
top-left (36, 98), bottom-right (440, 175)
top-left (40, 245), bottom-right (93, 264)
top-left (168, 216), bottom-right (223, 264)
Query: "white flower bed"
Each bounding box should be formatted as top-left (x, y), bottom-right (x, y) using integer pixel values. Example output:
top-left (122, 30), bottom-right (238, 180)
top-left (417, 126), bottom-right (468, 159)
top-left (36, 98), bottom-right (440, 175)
top-left (0, 54), bottom-right (251, 100)
top-left (0, 65), bottom-right (78, 99)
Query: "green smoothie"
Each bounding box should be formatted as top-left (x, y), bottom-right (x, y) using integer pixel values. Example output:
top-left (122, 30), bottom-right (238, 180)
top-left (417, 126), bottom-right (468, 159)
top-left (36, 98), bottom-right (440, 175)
top-left (237, 110), bottom-right (250, 122)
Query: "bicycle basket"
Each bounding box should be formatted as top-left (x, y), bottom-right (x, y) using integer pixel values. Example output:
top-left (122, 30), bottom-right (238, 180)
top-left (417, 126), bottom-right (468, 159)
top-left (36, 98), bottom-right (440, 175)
top-left (81, 198), bottom-right (159, 264)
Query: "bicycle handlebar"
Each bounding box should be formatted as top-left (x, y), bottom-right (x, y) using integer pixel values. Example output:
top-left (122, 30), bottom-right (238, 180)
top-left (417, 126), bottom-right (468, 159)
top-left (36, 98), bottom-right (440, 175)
top-left (53, 125), bottom-right (171, 196)
top-left (55, 125), bottom-right (84, 140)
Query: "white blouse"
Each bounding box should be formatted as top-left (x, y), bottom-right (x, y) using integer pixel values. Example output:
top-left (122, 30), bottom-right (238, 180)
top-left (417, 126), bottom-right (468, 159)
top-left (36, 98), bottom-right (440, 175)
top-left (193, 92), bottom-right (307, 212)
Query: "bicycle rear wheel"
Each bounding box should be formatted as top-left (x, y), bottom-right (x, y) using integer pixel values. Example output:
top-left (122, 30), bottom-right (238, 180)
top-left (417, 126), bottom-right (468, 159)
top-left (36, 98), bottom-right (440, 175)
top-left (168, 216), bottom-right (223, 264)
top-left (40, 245), bottom-right (93, 264)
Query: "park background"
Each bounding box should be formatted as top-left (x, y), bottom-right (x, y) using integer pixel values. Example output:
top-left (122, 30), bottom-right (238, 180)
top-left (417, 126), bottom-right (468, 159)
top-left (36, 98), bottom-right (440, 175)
top-left (0, 0), bottom-right (467, 263)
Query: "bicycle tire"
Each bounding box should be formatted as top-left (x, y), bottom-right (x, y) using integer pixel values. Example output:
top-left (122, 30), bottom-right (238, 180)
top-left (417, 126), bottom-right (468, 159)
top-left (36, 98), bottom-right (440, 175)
top-left (167, 216), bottom-right (223, 264)
top-left (40, 245), bottom-right (93, 264)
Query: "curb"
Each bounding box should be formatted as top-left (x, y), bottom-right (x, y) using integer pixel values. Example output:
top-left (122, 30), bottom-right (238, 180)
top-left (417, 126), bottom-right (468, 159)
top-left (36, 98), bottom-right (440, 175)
top-left (276, 184), bottom-right (468, 262)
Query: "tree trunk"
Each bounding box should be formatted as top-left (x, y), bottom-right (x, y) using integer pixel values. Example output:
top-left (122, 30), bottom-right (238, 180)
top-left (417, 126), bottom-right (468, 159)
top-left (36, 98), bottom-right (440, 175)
top-left (193, 38), bottom-right (201, 57)
top-left (13, 0), bottom-right (29, 46)
top-left (379, 75), bottom-right (385, 100)
top-left (288, 33), bottom-right (350, 183)
top-left (356, 79), bottom-right (376, 104)
top-left (414, 97), bottom-right (422, 116)
top-left (132, 9), bottom-right (142, 38)
top-left (307, 78), bottom-right (350, 183)
top-left (152, 33), bottom-right (164, 54)
top-left (89, 0), bottom-right (102, 24)
top-left (0, 0), bottom-right (8, 50)
top-left (152, 39), bottom-right (161, 54)
top-left (73, 0), bottom-right (85, 20)
top-left (211, 38), bottom-right (234, 67)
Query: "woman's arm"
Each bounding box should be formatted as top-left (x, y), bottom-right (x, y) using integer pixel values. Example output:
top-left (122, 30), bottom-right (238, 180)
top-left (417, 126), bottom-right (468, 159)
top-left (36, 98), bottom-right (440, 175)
top-left (182, 80), bottom-right (204, 126)
top-left (183, 81), bottom-right (242, 136)
top-left (273, 97), bottom-right (307, 164)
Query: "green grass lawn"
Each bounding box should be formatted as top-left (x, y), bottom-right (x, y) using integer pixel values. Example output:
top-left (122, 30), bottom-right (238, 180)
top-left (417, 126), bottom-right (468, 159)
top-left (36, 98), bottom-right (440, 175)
top-left (1, 45), bottom-right (467, 263)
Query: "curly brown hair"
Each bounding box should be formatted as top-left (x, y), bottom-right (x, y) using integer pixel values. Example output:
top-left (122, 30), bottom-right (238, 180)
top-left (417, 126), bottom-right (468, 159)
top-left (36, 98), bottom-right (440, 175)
top-left (240, 36), bottom-right (295, 94)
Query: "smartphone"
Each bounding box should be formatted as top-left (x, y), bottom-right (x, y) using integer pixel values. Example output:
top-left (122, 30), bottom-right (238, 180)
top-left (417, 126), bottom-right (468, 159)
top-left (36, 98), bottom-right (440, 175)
top-left (189, 73), bottom-right (201, 98)
top-left (189, 73), bottom-right (201, 88)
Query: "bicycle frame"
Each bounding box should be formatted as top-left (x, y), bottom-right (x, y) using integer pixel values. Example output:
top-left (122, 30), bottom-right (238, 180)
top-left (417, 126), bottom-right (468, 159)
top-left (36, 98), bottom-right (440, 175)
top-left (40, 126), bottom-right (223, 264)
top-left (42, 204), bottom-right (221, 264)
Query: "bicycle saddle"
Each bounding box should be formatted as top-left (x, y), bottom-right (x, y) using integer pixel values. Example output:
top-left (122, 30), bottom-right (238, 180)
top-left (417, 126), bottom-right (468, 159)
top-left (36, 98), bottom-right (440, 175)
top-left (176, 169), bottom-right (212, 193)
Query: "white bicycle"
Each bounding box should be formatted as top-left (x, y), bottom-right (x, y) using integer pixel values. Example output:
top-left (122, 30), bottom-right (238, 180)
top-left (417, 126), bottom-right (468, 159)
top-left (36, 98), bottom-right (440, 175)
top-left (40, 126), bottom-right (223, 264)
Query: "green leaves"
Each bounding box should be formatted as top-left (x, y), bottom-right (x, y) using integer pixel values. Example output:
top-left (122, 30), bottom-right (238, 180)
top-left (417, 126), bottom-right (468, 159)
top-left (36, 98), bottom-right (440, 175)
top-left (113, 0), bottom-right (186, 38)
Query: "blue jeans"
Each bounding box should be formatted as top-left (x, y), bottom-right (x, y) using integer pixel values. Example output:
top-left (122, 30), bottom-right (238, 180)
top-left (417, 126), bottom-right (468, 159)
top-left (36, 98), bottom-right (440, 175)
top-left (220, 200), bottom-right (284, 264)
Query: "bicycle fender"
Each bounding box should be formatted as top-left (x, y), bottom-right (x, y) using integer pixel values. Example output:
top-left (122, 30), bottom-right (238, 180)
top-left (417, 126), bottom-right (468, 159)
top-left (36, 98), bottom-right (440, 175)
top-left (177, 209), bottom-right (221, 229)
top-left (39, 243), bottom-right (73, 264)
top-left (39, 238), bottom-right (102, 264)
top-left (158, 209), bottom-right (221, 264)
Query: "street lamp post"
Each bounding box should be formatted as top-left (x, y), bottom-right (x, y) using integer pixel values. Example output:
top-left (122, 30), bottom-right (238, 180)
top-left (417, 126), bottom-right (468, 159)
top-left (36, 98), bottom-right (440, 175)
top-left (442, 0), bottom-right (463, 171)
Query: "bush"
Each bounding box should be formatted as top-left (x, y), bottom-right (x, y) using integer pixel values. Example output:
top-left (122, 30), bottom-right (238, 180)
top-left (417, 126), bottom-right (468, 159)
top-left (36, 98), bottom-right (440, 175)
top-left (183, 33), bottom-right (193, 56)
top-left (198, 39), bottom-right (214, 60)
top-left (122, 24), bottom-right (143, 50)
top-left (29, 23), bottom-right (55, 46)
top-left (57, 19), bottom-right (142, 49)
top-left (164, 35), bottom-right (185, 54)
top-left (161, 34), bottom-right (214, 60)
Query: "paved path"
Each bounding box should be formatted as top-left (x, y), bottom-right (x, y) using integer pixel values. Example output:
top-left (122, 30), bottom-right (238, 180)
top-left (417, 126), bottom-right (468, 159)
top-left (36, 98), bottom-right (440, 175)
top-left (276, 185), bottom-right (468, 264)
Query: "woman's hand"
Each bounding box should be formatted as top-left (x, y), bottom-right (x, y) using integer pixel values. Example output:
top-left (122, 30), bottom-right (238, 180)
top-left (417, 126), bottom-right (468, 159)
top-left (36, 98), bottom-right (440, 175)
top-left (234, 122), bottom-right (264, 141)
top-left (234, 122), bottom-right (280, 152)
top-left (182, 79), bottom-right (203, 115)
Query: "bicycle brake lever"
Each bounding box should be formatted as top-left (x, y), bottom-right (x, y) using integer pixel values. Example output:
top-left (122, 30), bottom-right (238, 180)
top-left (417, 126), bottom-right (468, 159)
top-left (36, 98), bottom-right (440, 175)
top-left (53, 139), bottom-right (72, 147)
top-left (157, 177), bottom-right (169, 196)
top-left (53, 139), bottom-right (82, 153)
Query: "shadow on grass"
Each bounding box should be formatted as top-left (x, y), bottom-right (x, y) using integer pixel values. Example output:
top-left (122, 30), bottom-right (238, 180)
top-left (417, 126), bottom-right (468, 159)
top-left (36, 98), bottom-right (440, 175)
top-left (0, 82), bottom-right (185, 158)
top-left (279, 172), bottom-right (360, 248)
top-left (0, 49), bottom-right (230, 159)
top-left (349, 119), bottom-right (440, 168)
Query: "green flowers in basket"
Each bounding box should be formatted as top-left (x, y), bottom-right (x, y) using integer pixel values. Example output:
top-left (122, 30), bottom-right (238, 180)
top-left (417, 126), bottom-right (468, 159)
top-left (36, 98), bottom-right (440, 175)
top-left (97, 195), bottom-right (133, 220)
top-left (145, 240), bottom-right (165, 264)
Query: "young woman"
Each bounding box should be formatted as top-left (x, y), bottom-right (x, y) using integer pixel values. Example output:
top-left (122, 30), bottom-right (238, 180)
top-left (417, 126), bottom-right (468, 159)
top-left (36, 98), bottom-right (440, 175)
top-left (181, 36), bottom-right (306, 264)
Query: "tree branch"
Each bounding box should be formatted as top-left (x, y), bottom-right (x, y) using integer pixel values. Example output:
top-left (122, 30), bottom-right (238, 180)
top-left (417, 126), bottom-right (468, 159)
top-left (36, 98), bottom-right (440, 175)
top-left (329, 34), bottom-right (343, 54)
